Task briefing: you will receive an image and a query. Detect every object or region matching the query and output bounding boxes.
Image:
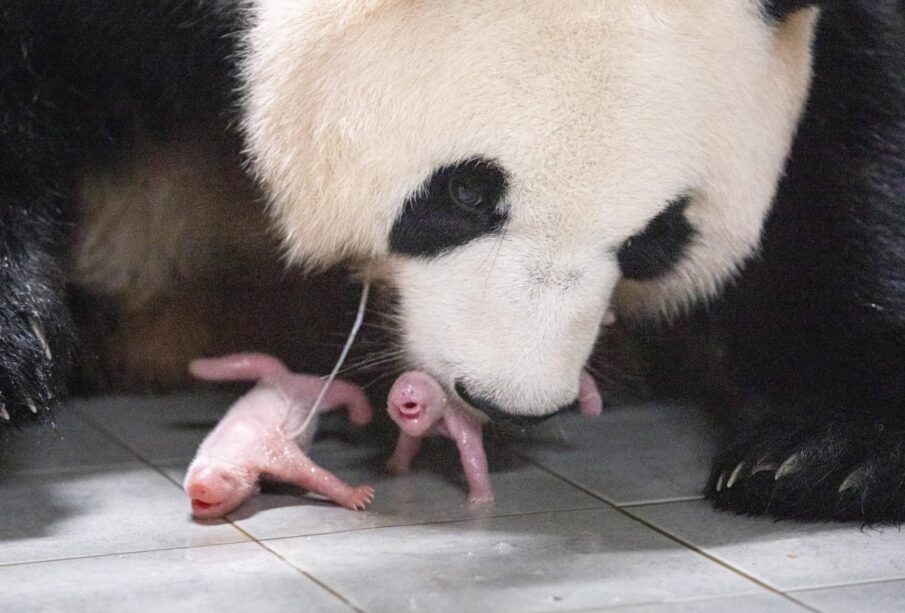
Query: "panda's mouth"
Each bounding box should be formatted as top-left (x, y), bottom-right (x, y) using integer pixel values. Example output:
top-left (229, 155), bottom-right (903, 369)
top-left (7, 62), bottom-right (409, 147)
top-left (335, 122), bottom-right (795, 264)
top-left (453, 381), bottom-right (556, 425)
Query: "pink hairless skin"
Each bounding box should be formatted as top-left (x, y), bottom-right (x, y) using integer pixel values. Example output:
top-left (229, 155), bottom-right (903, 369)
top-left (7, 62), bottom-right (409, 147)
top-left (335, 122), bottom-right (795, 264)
top-left (385, 370), bottom-right (603, 504)
top-left (184, 353), bottom-right (375, 519)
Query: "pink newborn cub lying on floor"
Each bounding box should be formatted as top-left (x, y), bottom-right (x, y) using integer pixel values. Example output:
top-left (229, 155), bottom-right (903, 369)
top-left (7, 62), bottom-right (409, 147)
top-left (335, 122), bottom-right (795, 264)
top-left (386, 371), bottom-right (603, 504)
top-left (184, 353), bottom-right (375, 519)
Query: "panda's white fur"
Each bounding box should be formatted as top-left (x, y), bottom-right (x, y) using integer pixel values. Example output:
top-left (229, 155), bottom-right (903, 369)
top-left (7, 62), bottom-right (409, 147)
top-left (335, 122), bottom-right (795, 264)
top-left (243, 1), bottom-right (818, 416)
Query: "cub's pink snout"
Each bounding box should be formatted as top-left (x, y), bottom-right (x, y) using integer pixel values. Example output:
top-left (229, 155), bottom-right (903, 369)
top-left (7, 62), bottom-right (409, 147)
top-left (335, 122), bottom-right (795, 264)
top-left (185, 467), bottom-right (245, 516)
top-left (387, 372), bottom-right (449, 437)
top-left (388, 372), bottom-right (445, 418)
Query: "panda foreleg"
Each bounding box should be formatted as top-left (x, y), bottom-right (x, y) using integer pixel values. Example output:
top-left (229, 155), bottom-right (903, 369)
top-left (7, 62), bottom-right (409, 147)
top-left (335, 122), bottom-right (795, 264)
top-left (706, 394), bottom-right (905, 523)
top-left (701, 0), bottom-right (905, 524)
top-left (0, 193), bottom-right (75, 432)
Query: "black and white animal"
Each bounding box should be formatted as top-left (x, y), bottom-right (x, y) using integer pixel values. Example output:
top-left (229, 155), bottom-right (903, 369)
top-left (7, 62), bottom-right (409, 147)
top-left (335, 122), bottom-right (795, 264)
top-left (2, 1), bottom-right (904, 522)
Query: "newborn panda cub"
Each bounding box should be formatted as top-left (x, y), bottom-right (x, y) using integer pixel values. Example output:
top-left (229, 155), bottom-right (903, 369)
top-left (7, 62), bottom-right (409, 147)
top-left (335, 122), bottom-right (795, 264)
top-left (187, 357), bottom-right (603, 512)
top-left (184, 354), bottom-right (375, 519)
top-left (386, 371), bottom-right (604, 504)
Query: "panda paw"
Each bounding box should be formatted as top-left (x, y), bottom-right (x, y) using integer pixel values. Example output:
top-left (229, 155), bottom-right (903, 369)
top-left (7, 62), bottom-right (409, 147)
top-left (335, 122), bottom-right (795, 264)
top-left (0, 296), bottom-right (74, 433)
top-left (706, 408), bottom-right (905, 523)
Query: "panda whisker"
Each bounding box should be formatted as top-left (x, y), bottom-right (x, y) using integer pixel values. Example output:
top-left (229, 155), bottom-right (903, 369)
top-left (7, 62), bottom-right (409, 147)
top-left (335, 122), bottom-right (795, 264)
top-left (336, 350), bottom-right (407, 376)
top-left (339, 353), bottom-right (406, 375)
top-left (479, 226), bottom-right (508, 294)
top-left (584, 363), bottom-right (604, 380)
top-left (341, 346), bottom-right (405, 366)
top-left (360, 321), bottom-right (401, 336)
top-left (361, 368), bottom-right (406, 392)
top-left (372, 312), bottom-right (404, 328)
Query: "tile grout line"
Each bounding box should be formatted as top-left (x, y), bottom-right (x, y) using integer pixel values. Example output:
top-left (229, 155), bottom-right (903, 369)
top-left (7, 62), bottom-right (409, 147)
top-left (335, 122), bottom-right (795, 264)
top-left (538, 590), bottom-right (823, 613)
top-left (227, 522), bottom-right (367, 613)
top-left (512, 450), bottom-right (825, 613)
top-left (614, 510), bottom-right (823, 613)
top-left (73, 406), bottom-right (198, 490)
top-left (74, 406), bottom-right (366, 613)
top-left (788, 574), bottom-right (905, 595)
top-left (0, 541), bottom-right (248, 570)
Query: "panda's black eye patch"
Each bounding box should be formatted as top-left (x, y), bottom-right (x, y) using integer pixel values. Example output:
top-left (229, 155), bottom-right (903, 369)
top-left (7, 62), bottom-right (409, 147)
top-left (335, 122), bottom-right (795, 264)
top-left (761, 0), bottom-right (817, 21)
top-left (389, 159), bottom-right (508, 258)
top-left (617, 195), bottom-right (696, 281)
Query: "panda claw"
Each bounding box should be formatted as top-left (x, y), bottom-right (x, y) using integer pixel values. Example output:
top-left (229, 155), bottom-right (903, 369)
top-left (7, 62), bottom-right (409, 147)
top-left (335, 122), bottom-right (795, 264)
top-left (29, 317), bottom-right (52, 361)
top-left (0, 405), bottom-right (9, 422)
top-left (27, 399), bottom-right (38, 414)
top-left (715, 471), bottom-right (726, 492)
top-left (751, 461), bottom-right (778, 476)
top-left (775, 453), bottom-right (803, 480)
top-left (726, 462), bottom-right (746, 489)
top-left (839, 466), bottom-right (868, 494)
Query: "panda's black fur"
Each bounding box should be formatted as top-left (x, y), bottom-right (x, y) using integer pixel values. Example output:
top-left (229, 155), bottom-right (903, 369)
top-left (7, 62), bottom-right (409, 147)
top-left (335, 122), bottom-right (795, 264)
top-left (763, 0), bottom-right (822, 21)
top-left (2, 1), bottom-right (905, 523)
top-left (707, 0), bottom-right (905, 522)
top-left (0, 1), bottom-right (239, 427)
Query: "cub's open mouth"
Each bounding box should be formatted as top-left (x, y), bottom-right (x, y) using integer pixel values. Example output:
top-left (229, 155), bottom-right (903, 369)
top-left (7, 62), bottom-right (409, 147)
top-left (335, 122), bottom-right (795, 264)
top-left (398, 402), bottom-right (421, 420)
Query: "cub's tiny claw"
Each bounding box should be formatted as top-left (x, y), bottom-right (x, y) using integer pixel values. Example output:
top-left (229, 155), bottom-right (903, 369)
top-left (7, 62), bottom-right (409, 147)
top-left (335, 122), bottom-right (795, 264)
top-left (468, 494), bottom-right (496, 506)
top-left (344, 486), bottom-right (376, 510)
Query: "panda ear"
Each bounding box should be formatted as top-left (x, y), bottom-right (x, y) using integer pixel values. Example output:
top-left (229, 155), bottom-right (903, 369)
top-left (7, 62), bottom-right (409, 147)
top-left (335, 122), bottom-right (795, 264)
top-left (763, 1), bottom-right (823, 21)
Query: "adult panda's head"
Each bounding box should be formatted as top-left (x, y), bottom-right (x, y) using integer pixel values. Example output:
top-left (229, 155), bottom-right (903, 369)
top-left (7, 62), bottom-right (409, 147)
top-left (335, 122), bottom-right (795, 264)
top-left (242, 0), bottom-right (819, 420)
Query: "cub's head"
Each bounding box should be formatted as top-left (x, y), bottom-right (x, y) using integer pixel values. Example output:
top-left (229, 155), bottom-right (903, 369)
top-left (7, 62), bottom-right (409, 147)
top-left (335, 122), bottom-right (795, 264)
top-left (242, 0), bottom-right (820, 420)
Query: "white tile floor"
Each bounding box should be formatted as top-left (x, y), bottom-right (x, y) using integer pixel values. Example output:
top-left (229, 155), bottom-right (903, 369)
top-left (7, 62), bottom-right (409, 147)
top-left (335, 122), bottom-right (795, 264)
top-left (2, 394), bottom-right (904, 612)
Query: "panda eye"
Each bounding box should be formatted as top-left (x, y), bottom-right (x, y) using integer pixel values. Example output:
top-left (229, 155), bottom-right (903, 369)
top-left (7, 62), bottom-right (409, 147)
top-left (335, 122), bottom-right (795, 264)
top-left (390, 158), bottom-right (509, 258)
top-left (449, 166), bottom-right (493, 210)
top-left (617, 195), bottom-right (696, 280)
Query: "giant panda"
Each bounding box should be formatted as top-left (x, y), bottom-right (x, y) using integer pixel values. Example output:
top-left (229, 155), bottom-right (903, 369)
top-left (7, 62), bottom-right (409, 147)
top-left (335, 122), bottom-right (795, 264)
top-left (1, 1), bottom-right (903, 522)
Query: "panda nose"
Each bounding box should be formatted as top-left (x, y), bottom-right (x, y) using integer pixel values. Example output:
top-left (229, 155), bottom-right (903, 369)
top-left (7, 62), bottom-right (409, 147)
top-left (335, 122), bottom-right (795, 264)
top-left (454, 381), bottom-right (578, 425)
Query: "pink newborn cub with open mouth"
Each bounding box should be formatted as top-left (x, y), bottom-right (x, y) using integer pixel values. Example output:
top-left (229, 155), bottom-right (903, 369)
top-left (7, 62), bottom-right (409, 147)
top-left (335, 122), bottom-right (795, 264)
top-left (184, 353), bottom-right (375, 519)
top-left (386, 371), bottom-right (603, 504)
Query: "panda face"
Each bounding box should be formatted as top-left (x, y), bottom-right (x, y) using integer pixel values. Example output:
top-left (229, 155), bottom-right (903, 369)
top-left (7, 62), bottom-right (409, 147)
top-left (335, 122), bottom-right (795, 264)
top-left (243, 0), bottom-right (819, 418)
